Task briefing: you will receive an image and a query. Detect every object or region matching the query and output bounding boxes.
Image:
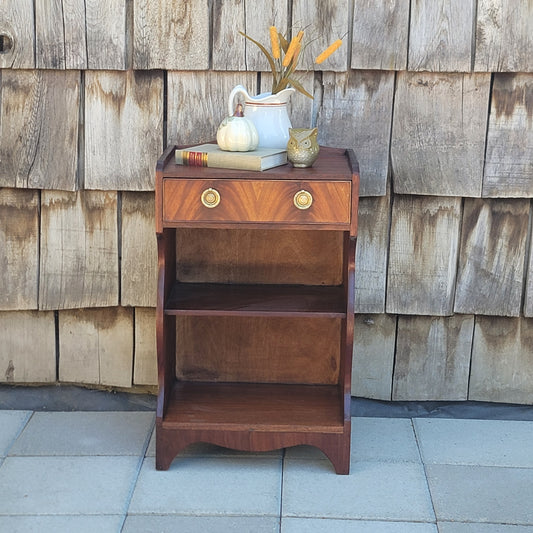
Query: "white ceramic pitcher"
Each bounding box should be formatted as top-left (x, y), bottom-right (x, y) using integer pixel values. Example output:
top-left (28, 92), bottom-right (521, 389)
top-left (228, 85), bottom-right (295, 150)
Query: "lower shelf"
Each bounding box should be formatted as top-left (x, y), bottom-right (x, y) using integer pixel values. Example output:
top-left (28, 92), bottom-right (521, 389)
top-left (161, 381), bottom-right (345, 433)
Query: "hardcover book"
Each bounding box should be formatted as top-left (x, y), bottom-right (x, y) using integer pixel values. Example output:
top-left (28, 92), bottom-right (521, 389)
top-left (175, 144), bottom-right (288, 172)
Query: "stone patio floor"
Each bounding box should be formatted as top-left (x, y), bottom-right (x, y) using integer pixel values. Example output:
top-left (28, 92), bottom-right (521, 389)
top-left (0, 387), bottom-right (532, 532)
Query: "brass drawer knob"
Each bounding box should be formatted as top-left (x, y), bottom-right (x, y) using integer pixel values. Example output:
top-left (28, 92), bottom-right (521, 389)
top-left (293, 190), bottom-right (313, 210)
top-left (201, 188), bottom-right (221, 208)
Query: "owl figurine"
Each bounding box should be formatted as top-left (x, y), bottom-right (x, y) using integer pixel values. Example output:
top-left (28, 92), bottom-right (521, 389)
top-left (287, 128), bottom-right (320, 168)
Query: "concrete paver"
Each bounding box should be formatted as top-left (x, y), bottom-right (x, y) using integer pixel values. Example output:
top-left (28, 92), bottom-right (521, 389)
top-left (0, 410), bottom-right (31, 456)
top-left (414, 418), bottom-right (533, 467)
top-left (282, 459), bottom-right (435, 521)
top-left (129, 456), bottom-right (282, 516)
top-left (438, 523), bottom-right (533, 532)
top-left (351, 417), bottom-right (421, 462)
top-left (0, 410), bottom-right (532, 532)
top-left (9, 411), bottom-right (154, 456)
top-left (0, 515), bottom-right (125, 533)
top-left (0, 455), bottom-right (140, 515)
top-left (281, 518), bottom-right (439, 532)
top-left (426, 464), bottom-right (533, 525)
top-left (123, 515), bottom-right (279, 533)
top-left (285, 418), bottom-right (421, 463)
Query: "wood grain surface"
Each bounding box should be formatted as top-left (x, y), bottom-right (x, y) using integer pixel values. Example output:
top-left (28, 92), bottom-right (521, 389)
top-left (0, 0), bottom-right (34, 68)
top-left (166, 71), bottom-right (257, 146)
top-left (121, 192), bottom-right (158, 307)
top-left (134, 307), bottom-right (158, 386)
top-left (163, 382), bottom-right (343, 431)
top-left (292, 0), bottom-right (349, 72)
top-left (525, 238), bottom-right (533, 318)
top-left (351, 0), bottom-right (409, 70)
top-left (354, 194), bottom-right (390, 313)
top-left (387, 195), bottom-right (461, 316)
top-left (58, 307), bottom-right (133, 387)
top-left (318, 70), bottom-right (394, 197)
top-left (475, 0), bottom-right (533, 72)
top-left (211, 0), bottom-right (246, 71)
top-left (0, 70), bottom-right (80, 190)
top-left (133, 0), bottom-right (209, 70)
top-left (0, 311), bottom-right (56, 383)
top-left (0, 189), bottom-right (39, 310)
top-left (176, 228), bottom-right (343, 286)
top-left (408, 0), bottom-right (474, 72)
top-left (352, 314), bottom-right (396, 401)
top-left (163, 179), bottom-right (351, 226)
top-left (84, 70), bottom-right (163, 190)
top-left (391, 72), bottom-right (490, 196)
top-left (39, 191), bottom-right (119, 310)
top-left (470, 317), bottom-right (533, 404)
top-left (483, 73), bottom-right (533, 197)
top-left (176, 316), bottom-right (341, 385)
top-left (393, 315), bottom-right (474, 401)
top-left (454, 199), bottom-right (529, 316)
top-left (85, 0), bottom-right (127, 69)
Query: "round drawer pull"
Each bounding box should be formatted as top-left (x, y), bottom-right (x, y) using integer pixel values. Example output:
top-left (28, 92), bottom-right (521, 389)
top-left (201, 188), bottom-right (221, 208)
top-left (293, 190), bottom-right (313, 210)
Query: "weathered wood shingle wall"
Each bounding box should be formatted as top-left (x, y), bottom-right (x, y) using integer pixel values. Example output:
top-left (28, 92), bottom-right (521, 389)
top-left (1, 0), bottom-right (532, 403)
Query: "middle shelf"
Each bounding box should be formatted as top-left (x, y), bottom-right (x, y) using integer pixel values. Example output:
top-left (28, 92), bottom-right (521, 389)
top-left (165, 282), bottom-right (347, 318)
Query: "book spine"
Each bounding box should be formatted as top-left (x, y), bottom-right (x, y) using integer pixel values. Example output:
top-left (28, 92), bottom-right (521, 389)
top-left (175, 150), bottom-right (209, 167)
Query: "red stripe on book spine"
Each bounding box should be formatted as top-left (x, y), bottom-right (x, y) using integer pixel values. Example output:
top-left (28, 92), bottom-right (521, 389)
top-left (185, 151), bottom-right (208, 167)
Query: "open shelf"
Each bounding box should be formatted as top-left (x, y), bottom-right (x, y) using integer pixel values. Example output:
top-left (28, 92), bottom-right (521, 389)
top-left (162, 381), bottom-right (344, 433)
top-left (165, 282), bottom-right (346, 317)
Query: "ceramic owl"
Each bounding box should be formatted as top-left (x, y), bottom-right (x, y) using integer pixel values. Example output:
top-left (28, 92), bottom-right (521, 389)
top-left (287, 128), bottom-right (320, 168)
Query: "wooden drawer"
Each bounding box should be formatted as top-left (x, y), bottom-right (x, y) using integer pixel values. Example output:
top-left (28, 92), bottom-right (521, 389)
top-left (162, 179), bottom-right (351, 226)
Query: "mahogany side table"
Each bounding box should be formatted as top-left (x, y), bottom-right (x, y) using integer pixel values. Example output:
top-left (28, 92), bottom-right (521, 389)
top-left (154, 145), bottom-right (359, 474)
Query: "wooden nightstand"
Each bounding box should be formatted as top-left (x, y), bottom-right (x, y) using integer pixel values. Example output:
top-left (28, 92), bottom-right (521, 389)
top-left (155, 145), bottom-right (359, 474)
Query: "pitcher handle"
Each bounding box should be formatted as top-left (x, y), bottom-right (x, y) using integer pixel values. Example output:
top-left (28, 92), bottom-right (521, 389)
top-left (228, 85), bottom-right (249, 116)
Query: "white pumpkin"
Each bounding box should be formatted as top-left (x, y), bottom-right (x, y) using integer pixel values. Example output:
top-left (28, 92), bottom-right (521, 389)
top-left (216, 104), bottom-right (259, 152)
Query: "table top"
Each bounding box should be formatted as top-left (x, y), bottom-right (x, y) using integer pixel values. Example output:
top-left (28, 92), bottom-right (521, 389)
top-left (156, 145), bottom-right (359, 182)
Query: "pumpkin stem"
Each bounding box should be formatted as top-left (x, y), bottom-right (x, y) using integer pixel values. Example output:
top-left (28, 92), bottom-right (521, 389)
top-left (234, 104), bottom-right (245, 117)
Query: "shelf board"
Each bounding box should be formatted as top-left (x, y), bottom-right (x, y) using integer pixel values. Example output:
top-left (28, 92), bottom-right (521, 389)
top-left (165, 282), bottom-right (346, 317)
top-left (162, 382), bottom-right (344, 433)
